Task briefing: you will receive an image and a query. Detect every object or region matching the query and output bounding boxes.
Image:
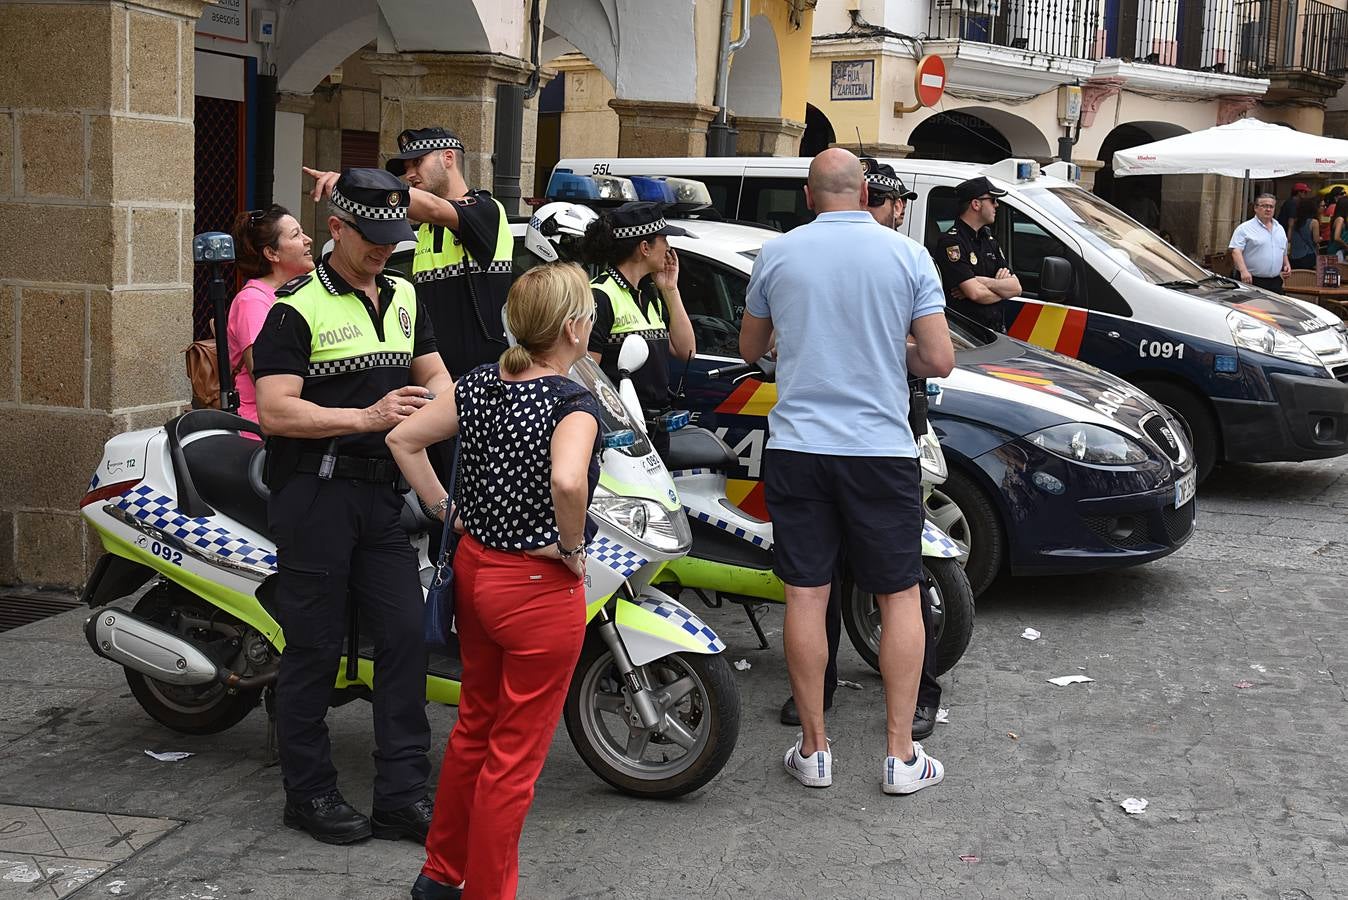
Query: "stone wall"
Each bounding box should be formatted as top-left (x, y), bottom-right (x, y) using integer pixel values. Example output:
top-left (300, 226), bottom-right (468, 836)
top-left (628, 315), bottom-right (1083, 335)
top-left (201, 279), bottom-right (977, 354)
top-left (0, 0), bottom-right (205, 588)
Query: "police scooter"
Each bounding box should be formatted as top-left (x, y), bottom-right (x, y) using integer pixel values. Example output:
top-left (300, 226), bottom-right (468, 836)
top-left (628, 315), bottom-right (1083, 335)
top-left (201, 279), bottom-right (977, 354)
top-left (655, 366), bottom-right (975, 676)
top-left (76, 232), bottom-right (739, 800)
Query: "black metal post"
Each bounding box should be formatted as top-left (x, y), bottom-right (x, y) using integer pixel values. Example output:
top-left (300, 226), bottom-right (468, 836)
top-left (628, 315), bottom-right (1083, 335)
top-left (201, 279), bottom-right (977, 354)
top-left (210, 267), bottom-right (238, 413)
top-left (493, 83), bottom-right (525, 215)
top-left (254, 74), bottom-right (278, 209)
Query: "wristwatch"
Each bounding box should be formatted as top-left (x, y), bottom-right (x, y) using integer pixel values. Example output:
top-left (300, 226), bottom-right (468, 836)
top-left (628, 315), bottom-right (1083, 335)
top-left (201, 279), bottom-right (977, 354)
top-left (558, 540), bottom-right (586, 560)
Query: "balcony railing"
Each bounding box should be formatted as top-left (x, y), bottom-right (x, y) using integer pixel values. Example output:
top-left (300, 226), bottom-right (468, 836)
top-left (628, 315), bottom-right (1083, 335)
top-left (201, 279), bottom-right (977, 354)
top-left (1233, 0), bottom-right (1348, 77)
top-left (926, 0), bottom-right (1348, 78)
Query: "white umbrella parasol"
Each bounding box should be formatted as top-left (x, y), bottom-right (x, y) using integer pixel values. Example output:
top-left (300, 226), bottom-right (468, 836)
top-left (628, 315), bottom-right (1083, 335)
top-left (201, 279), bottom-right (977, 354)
top-left (1113, 119), bottom-right (1348, 179)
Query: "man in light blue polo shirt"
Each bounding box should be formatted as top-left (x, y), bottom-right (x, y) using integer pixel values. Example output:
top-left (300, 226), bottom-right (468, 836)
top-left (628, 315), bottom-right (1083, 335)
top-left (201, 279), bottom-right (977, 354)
top-left (1230, 193), bottom-right (1292, 294)
top-left (740, 148), bottom-right (955, 796)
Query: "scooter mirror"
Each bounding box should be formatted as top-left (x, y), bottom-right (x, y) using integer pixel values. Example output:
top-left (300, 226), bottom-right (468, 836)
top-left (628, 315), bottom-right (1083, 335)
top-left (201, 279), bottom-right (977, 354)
top-left (617, 333), bottom-right (649, 376)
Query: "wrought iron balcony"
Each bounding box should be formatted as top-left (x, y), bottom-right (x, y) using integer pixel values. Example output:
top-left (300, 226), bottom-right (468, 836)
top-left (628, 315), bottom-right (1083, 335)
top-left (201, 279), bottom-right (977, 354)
top-left (925, 0), bottom-right (1347, 78)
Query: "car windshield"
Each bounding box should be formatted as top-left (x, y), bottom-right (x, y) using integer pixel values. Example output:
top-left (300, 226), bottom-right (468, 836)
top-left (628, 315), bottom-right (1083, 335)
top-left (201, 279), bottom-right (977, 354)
top-left (567, 356), bottom-right (652, 458)
top-left (1022, 186), bottom-right (1209, 285)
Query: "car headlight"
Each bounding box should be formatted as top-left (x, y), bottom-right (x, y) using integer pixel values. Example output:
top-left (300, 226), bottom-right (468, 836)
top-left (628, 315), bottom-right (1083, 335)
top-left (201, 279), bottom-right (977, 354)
top-left (917, 431), bottom-right (947, 482)
top-left (1029, 423), bottom-right (1149, 465)
top-left (591, 487), bottom-right (691, 552)
top-left (1226, 309), bottom-right (1322, 368)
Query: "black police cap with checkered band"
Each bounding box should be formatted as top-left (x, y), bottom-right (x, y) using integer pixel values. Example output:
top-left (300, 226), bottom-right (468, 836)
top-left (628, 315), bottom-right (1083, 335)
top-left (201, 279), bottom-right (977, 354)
top-left (861, 157), bottom-right (917, 202)
top-left (605, 201), bottom-right (693, 241)
top-left (384, 127), bottom-right (466, 175)
top-left (330, 168), bottom-right (415, 246)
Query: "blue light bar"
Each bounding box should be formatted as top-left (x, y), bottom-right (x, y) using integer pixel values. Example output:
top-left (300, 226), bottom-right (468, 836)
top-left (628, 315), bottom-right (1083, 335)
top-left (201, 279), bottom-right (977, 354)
top-left (630, 176), bottom-right (677, 204)
top-left (545, 170), bottom-right (599, 201)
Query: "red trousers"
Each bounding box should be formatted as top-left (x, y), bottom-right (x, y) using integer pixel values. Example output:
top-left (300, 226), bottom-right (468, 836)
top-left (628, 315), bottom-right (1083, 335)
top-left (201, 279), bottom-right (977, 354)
top-left (422, 535), bottom-right (586, 900)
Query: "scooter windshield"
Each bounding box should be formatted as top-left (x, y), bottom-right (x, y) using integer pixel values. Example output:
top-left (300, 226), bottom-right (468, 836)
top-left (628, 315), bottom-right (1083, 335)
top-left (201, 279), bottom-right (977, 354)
top-left (568, 356), bottom-right (653, 458)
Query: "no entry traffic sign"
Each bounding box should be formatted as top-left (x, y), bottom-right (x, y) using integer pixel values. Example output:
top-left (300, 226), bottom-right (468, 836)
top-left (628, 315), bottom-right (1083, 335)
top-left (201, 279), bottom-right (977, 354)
top-left (915, 55), bottom-right (946, 107)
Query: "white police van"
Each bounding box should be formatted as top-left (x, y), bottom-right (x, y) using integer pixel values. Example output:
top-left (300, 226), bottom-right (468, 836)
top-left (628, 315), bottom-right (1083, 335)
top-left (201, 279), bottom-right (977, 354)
top-left (550, 156), bottom-right (1348, 481)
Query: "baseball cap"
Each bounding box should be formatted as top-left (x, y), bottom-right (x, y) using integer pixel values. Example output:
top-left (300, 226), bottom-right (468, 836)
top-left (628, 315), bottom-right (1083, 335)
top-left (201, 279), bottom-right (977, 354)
top-left (955, 176), bottom-right (1008, 203)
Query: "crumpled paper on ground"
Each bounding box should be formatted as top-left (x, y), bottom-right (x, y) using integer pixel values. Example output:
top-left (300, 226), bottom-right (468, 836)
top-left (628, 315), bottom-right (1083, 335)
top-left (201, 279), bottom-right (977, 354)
top-left (1120, 797), bottom-right (1148, 815)
top-left (732, 659), bottom-right (751, 671)
top-left (1046, 675), bottom-right (1094, 686)
top-left (144, 750), bottom-right (194, 762)
top-left (1021, 627), bottom-right (1041, 641)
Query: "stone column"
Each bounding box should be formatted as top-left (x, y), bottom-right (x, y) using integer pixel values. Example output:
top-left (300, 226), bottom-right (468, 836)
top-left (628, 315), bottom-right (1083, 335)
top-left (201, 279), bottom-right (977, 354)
top-left (1072, 159), bottom-right (1106, 192)
top-left (0, 0), bottom-right (207, 588)
top-left (733, 116), bottom-right (806, 157)
top-left (364, 52), bottom-right (538, 206)
top-left (608, 99), bottom-right (718, 158)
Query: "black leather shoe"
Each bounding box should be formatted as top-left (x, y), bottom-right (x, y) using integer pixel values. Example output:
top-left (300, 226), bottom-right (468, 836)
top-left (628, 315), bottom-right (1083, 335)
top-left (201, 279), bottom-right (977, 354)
top-left (912, 705), bottom-right (936, 741)
top-left (372, 795), bottom-right (434, 843)
top-left (283, 790), bottom-right (371, 845)
top-left (410, 874), bottom-right (462, 900)
top-left (779, 694), bottom-right (834, 726)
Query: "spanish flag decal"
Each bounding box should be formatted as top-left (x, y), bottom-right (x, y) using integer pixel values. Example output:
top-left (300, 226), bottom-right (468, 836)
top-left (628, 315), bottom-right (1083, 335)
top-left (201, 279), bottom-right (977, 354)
top-left (715, 377), bottom-right (778, 417)
top-left (1007, 304), bottom-right (1088, 358)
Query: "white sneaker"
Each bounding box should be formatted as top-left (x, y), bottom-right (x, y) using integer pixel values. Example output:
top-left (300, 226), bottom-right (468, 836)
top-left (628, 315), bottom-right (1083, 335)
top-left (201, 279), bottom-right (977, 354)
top-left (882, 741), bottom-right (944, 795)
top-left (783, 734), bottom-right (832, 788)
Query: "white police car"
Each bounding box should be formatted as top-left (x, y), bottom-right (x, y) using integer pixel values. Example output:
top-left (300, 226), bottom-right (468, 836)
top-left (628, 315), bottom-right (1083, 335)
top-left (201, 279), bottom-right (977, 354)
top-left (551, 156), bottom-right (1348, 483)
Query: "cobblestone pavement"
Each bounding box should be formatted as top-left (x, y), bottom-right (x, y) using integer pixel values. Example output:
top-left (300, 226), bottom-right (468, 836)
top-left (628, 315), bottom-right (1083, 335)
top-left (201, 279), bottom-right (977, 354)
top-left (1, 458), bottom-right (1344, 899)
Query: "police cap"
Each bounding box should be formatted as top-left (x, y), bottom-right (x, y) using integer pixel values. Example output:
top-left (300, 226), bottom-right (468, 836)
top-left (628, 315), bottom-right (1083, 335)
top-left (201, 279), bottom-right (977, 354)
top-left (955, 176), bottom-right (1008, 203)
top-left (330, 168), bottom-right (416, 246)
top-left (861, 157), bottom-right (918, 203)
top-left (605, 201), bottom-right (694, 241)
top-left (384, 127), bottom-right (466, 176)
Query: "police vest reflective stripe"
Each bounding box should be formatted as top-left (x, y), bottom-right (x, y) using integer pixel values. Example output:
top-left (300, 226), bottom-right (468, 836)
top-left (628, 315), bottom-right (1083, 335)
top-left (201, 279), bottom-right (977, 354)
top-left (411, 199), bottom-right (513, 283)
top-left (276, 275), bottom-right (419, 378)
top-left (593, 276), bottom-right (666, 337)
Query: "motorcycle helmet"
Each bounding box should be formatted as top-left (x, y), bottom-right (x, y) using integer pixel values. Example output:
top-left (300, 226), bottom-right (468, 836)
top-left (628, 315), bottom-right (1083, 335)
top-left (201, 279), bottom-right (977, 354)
top-left (525, 201), bottom-right (599, 263)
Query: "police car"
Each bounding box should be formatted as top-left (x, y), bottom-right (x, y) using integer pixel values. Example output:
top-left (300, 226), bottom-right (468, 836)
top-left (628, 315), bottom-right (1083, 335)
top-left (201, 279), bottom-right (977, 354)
top-left (551, 156), bottom-right (1348, 483)
top-left (510, 195), bottom-right (1196, 597)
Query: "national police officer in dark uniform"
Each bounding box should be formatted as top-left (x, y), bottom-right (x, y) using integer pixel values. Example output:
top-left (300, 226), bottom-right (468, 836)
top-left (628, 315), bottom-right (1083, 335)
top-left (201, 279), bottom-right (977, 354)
top-left (253, 168), bottom-right (452, 846)
top-left (931, 176), bottom-right (1021, 332)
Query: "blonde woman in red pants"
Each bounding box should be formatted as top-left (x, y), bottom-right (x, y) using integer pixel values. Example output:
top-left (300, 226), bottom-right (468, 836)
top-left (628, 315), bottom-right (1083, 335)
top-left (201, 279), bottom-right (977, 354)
top-left (388, 262), bottom-right (600, 900)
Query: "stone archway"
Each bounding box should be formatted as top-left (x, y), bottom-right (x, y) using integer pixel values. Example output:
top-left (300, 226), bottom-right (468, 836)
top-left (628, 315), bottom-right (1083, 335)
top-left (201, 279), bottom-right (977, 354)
top-left (800, 103), bottom-right (836, 157)
top-left (909, 111), bottom-right (1011, 163)
top-left (1093, 121), bottom-right (1190, 234)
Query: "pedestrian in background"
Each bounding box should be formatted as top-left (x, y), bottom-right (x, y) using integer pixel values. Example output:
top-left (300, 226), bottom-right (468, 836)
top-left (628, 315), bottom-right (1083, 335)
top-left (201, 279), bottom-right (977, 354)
top-left (227, 205), bottom-right (313, 434)
top-left (388, 263), bottom-right (601, 900)
top-left (1230, 194), bottom-right (1291, 293)
top-left (740, 148), bottom-right (955, 795)
top-left (1289, 195), bottom-right (1321, 271)
top-left (1277, 182), bottom-right (1312, 234)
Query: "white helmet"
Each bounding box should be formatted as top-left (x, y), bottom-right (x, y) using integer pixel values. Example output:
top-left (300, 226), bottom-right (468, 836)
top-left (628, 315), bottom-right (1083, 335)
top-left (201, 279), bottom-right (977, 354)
top-left (524, 202), bottom-right (599, 262)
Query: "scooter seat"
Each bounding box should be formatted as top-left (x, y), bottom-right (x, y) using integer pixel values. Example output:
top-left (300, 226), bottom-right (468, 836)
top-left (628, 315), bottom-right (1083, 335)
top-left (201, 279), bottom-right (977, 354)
top-left (665, 426), bottom-right (738, 471)
top-left (181, 434), bottom-right (271, 537)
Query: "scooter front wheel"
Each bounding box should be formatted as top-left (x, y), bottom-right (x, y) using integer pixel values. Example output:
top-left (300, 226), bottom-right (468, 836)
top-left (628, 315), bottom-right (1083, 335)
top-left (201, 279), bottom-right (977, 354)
top-left (841, 558), bottom-right (975, 677)
top-left (563, 636), bottom-right (740, 799)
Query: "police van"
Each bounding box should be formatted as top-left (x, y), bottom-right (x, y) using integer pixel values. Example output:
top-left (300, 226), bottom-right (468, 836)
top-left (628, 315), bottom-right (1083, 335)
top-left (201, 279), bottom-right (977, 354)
top-left (550, 156), bottom-right (1348, 481)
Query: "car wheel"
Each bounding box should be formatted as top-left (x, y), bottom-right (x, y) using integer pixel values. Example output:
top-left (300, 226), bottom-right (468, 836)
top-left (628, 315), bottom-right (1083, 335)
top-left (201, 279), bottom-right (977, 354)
top-left (926, 467), bottom-right (1004, 598)
top-left (1137, 381), bottom-right (1218, 483)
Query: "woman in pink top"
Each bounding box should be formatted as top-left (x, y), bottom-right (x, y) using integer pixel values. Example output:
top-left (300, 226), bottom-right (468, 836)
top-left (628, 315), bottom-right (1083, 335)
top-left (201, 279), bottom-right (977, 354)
top-left (228, 206), bottom-right (314, 432)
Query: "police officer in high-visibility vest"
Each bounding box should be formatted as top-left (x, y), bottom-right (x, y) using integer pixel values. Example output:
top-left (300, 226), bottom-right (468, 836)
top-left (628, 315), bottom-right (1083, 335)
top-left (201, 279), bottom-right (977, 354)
top-left (580, 202), bottom-right (697, 455)
top-left (931, 176), bottom-right (1021, 332)
top-left (253, 168), bottom-right (452, 847)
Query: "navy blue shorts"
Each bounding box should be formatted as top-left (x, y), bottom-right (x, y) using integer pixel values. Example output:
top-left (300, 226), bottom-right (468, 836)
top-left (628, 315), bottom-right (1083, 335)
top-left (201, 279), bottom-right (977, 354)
top-left (764, 450), bottom-right (923, 595)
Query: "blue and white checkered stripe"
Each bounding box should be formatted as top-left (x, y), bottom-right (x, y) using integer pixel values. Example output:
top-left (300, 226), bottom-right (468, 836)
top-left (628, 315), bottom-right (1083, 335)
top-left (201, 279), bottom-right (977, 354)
top-left (113, 486), bottom-right (278, 570)
top-left (921, 521), bottom-right (962, 558)
top-left (588, 535), bottom-right (648, 579)
top-left (685, 508), bottom-right (772, 549)
top-left (633, 596), bottom-right (725, 653)
top-left (669, 468), bottom-right (711, 478)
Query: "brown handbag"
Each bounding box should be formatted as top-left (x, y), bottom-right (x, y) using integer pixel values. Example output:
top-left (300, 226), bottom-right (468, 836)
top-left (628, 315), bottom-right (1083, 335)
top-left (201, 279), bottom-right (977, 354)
top-left (184, 321), bottom-right (245, 409)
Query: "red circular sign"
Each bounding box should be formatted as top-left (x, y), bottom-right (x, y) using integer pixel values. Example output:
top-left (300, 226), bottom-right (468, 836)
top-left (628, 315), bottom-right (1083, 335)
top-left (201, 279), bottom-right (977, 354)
top-left (915, 55), bottom-right (946, 108)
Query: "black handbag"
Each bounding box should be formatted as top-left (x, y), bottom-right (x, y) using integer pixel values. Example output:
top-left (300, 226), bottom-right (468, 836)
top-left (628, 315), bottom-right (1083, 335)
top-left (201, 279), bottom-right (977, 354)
top-left (423, 443), bottom-right (460, 649)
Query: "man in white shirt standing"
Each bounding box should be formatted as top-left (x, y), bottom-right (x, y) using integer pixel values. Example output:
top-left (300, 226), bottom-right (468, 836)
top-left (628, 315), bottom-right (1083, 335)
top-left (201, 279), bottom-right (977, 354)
top-left (1230, 194), bottom-right (1292, 294)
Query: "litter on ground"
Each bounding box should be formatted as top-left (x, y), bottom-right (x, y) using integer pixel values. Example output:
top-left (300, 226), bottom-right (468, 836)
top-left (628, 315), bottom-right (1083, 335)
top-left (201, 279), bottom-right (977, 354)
top-left (935, 708), bottom-right (950, 723)
top-left (1021, 627), bottom-right (1041, 641)
top-left (144, 750), bottom-right (194, 762)
top-left (1120, 797), bottom-right (1149, 815)
top-left (1047, 675), bottom-right (1095, 686)
top-left (732, 659), bottom-right (751, 671)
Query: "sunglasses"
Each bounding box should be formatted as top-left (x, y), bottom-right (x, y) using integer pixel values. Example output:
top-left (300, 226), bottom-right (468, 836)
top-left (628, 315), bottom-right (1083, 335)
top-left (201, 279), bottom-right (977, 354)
top-left (975, 195), bottom-right (999, 205)
top-left (338, 217), bottom-right (371, 242)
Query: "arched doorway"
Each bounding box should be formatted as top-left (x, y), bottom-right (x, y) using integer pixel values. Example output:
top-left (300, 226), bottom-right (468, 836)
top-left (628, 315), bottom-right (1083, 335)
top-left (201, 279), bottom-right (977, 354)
top-left (800, 103), bottom-right (835, 156)
top-left (908, 111), bottom-right (1011, 163)
top-left (1094, 121), bottom-right (1189, 234)
top-left (727, 15), bottom-right (781, 120)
